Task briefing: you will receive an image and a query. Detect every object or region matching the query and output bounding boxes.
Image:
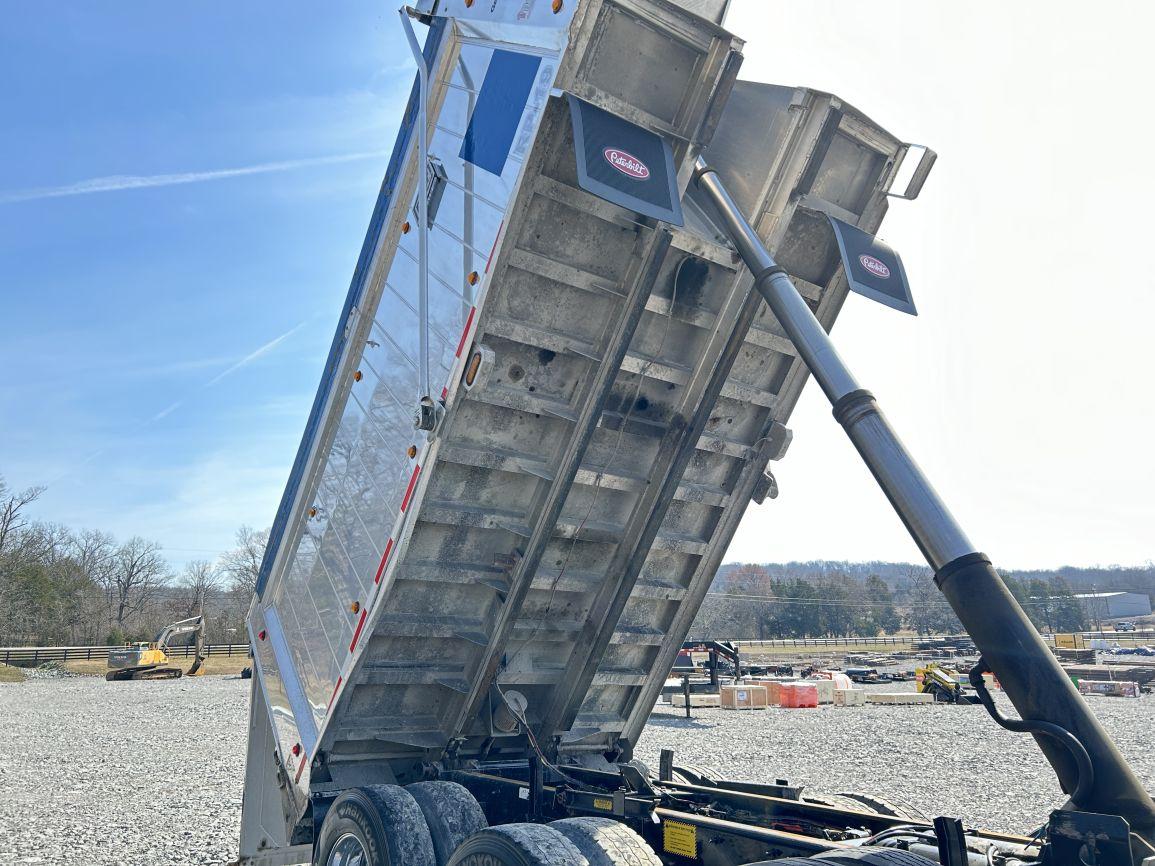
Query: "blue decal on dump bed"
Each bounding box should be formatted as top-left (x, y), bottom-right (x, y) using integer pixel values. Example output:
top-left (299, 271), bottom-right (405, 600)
top-left (460, 50), bottom-right (541, 176)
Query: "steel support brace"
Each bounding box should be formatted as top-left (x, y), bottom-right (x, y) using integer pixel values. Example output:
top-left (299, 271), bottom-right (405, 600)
top-left (400, 7), bottom-right (431, 401)
top-left (693, 156), bottom-right (1155, 848)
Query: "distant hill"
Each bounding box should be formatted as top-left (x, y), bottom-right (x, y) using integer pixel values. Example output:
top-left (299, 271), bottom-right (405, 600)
top-left (692, 560), bottom-right (1153, 640)
top-left (714, 560), bottom-right (1155, 598)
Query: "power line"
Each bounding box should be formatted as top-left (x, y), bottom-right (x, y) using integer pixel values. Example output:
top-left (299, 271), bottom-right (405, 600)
top-left (705, 589), bottom-right (1077, 610)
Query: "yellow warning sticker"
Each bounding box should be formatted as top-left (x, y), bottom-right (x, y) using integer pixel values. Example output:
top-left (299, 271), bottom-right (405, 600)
top-left (592, 798), bottom-right (613, 811)
top-left (663, 820), bottom-right (697, 858)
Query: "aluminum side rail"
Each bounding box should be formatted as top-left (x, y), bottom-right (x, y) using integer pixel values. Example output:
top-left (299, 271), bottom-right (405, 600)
top-left (692, 155), bottom-right (1155, 856)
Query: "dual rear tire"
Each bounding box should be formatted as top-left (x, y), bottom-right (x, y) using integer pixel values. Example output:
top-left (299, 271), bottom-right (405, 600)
top-left (446, 818), bottom-right (661, 866)
top-left (314, 784), bottom-right (436, 866)
top-left (313, 783), bottom-right (661, 866)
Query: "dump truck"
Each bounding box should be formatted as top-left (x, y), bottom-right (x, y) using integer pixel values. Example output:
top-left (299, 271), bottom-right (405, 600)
top-left (237, 3), bottom-right (1155, 865)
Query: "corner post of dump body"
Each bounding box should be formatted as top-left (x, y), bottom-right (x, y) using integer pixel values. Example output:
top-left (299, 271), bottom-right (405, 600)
top-left (400, 6), bottom-right (431, 400)
top-left (691, 155), bottom-right (1155, 846)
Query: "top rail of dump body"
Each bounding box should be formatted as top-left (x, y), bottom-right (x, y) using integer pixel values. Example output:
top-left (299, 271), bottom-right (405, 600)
top-left (248, 0), bottom-right (927, 803)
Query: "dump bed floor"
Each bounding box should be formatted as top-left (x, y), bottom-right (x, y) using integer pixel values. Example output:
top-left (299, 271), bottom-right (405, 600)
top-left (249, 0), bottom-right (914, 795)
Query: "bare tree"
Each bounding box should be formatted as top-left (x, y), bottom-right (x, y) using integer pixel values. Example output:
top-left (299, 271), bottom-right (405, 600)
top-left (221, 526), bottom-right (270, 598)
top-left (111, 537), bottom-right (169, 628)
top-left (69, 529), bottom-right (119, 638)
top-left (179, 559), bottom-right (221, 617)
top-left (0, 477), bottom-right (45, 559)
top-left (73, 529), bottom-right (118, 584)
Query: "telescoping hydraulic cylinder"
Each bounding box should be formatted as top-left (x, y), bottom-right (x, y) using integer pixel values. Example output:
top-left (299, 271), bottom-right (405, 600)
top-left (691, 156), bottom-right (1155, 851)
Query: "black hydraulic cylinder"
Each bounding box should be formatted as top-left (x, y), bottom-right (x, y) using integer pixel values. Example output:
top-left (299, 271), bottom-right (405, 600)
top-left (692, 157), bottom-right (1155, 847)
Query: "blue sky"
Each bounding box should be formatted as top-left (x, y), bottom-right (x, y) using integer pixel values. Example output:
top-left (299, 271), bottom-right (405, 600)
top-left (0, 3), bottom-right (416, 564)
top-left (3, 2), bottom-right (1153, 571)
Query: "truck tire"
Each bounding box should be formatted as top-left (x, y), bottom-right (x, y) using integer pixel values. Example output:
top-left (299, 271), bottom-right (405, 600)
top-left (803, 793), bottom-right (877, 814)
top-left (446, 824), bottom-right (586, 866)
top-left (314, 785), bottom-right (436, 866)
top-left (670, 764), bottom-right (721, 786)
top-left (812, 847), bottom-right (936, 864)
top-left (406, 781), bottom-right (488, 866)
top-left (748, 848), bottom-right (934, 865)
top-left (550, 817), bottom-right (662, 866)
top-left (833, 793), bottom-right (929, 823)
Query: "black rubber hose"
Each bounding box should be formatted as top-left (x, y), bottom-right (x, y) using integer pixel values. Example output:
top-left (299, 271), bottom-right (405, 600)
top-left (968, 659), bottom-right (1094, 807)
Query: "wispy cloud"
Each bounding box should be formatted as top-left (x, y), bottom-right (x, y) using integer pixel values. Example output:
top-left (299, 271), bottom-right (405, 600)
top-left (146, 320), bottom-right (311, 423)
top-left (46, 319), bottom-right (313, 487)
top-left (0, 151), bottom-right (386, 205)
top-left (204, 320), bottom-right (308, 388)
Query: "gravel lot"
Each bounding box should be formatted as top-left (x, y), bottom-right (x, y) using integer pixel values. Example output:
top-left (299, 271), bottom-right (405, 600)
top-left (636, 682), bottom-right (1155, 834)
top-left (0, 674), bottom-right (248, 866)
top-left (1, 675), bottom-right (1152, 865)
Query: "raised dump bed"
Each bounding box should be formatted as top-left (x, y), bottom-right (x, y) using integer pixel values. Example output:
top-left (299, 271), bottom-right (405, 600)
top-left (241, 1), bottom-right (931, 860)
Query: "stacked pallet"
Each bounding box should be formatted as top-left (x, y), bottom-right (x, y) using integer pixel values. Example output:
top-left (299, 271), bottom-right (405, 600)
top-left (720, 685), bottom-right (768, 710)
top-left (866, 692), bottom-right (935, 705)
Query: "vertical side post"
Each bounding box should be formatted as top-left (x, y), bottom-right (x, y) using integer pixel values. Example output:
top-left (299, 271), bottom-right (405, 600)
top-left (399, 7), bottom-right (431, 401)
top-left (659, 748), bottom-right (674, 782)
top-left (692, 156), bottom-right (1155, 843)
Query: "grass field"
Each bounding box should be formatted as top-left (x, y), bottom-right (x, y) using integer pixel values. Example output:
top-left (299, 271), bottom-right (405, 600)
top-left (62, 656), bottom-right (251, 677)
top-left (0, 663), bottom-right (26, 683)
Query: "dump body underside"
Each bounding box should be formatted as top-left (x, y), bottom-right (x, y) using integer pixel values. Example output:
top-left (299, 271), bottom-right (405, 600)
top-left (248, 0), bottom-right (913, 805)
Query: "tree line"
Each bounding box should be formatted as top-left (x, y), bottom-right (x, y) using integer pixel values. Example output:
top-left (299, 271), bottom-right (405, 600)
top-left (0, 474), bottom-right (268, 647)
top-left (0, 471), bottom-right (1114, 648)
top-left (691, 562), bottom-right (1090, 640)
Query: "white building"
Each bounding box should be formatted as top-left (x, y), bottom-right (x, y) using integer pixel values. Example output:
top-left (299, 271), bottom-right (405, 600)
top-left (1073, 591), bottom-right (1152, 620)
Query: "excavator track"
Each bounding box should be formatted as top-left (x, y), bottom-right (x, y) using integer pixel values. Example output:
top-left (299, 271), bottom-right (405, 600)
top-left (105, 666), bottom-right (183, 682)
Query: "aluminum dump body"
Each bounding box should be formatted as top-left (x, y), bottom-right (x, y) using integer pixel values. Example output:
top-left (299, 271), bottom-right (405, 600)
top-left (244, 0), bottom-right (920, 841)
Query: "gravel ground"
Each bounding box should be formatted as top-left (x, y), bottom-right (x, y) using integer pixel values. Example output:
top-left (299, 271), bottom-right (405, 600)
top-left (0, 675), bottom-right (248, 866)
top-left (636, 681), bottom-right (1155, 834)
top-left (1, 675), bottom-right (1152, 864)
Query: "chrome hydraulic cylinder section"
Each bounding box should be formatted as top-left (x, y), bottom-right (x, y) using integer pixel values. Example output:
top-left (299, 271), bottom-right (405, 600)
top-left (692, 156), bottom-right (1155, 848)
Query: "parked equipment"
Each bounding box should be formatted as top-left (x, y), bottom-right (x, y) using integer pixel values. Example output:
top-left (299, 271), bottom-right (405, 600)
top-left (106, 615), bottom-right (206, 681)
top-left (678, 640), bottom-right (743, 684)
top-left (236, 3), bottom-right (1155, 865)
top-left (845, 667), bottom-right (880, 684)
top-left (915, 663), bottom-right (978, 704)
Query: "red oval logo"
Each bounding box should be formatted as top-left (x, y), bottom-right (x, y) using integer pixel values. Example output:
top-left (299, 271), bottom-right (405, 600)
top-left (859, 254), bottom-right (890, 279)
top-left (603, 148), bottom-right (650, 180)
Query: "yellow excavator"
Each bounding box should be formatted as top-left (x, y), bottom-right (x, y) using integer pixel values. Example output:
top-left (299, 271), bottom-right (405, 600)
top-left (915, 661), bottom-right (979, 704)
top-left (106, 615), bottom-right (207, 681)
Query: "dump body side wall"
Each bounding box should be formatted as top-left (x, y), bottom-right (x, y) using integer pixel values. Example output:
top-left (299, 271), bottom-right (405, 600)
top-left (246, 1), bottom-right (914, 813)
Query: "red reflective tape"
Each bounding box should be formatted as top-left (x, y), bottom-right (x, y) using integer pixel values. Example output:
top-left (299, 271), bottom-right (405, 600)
top-left (349, 609), bottom-right (368, 653)
top-left (454, 306), bottom-right (477, 358)
top-left (441, 385), bottom-right (449, 401)
top-left (328, 676), bottom-right (343, 709)
top-left (400, 464), bottom-right (421, 512)
top-left (374, 538), bottom-right (395, 584)
top-left (484, 220), bottom-right (503, 274)
top-left (294, 752), bottom-right (307, 784)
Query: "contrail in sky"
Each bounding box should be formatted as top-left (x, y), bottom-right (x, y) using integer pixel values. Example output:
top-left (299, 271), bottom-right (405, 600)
top-left (149, 319), bottom-right (312, 422)
top-left (203, 321), bottom-right (308, 389)
top-left (47, 319), bottom-right (313, 487)
top-left (0, 151), bottom-right (386, 204)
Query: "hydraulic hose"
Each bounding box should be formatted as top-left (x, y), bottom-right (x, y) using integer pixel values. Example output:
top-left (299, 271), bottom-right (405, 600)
top-left (968, 659), bottom-right (1094, 808)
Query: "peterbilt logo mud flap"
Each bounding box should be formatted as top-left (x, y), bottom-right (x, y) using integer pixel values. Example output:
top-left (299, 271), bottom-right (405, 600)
top-left (603, 148), bottom-right (650, 179)
top-left (567, 94), bottom-right (683, 226)
top-left (827, 215), bottom-right (916, 315)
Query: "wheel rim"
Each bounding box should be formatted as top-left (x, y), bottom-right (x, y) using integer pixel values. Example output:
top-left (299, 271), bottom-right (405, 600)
top-left (327, 831), bottom-right (368, 866)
